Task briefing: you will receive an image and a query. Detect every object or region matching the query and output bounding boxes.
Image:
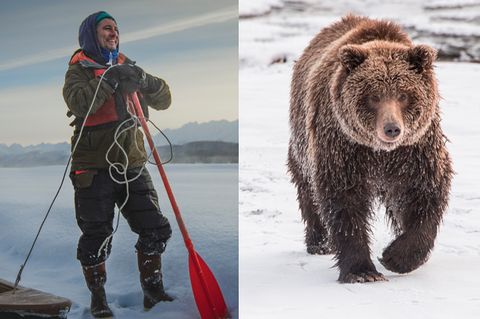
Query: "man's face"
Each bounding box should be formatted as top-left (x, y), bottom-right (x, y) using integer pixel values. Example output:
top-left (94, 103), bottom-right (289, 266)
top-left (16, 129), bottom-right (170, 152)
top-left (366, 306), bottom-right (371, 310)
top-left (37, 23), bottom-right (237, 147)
top-left (96, 18), bottom-right (118, 51)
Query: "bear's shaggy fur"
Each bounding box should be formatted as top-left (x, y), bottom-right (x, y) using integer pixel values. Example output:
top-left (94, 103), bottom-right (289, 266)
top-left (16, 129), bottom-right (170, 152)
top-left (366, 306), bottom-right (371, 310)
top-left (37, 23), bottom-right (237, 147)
top-left (288, 15), bottom-right (453, 283)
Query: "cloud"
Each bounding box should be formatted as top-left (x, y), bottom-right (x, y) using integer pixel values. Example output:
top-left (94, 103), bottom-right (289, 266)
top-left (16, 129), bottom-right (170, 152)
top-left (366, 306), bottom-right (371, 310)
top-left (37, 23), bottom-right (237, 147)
top-left (0, 6), bottom-right (237, 72)
top-left (0, 47), bottom-right (76, 72)
top-left (121, 6), bottom-right (237, 43)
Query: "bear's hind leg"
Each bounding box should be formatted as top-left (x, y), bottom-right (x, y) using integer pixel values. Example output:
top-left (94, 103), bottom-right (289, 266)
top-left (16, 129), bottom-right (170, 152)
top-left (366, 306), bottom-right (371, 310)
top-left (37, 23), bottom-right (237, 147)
top-left (288, 151), bottom-right (332, 255)
top-left (300, 188), bottom-right (332, 255)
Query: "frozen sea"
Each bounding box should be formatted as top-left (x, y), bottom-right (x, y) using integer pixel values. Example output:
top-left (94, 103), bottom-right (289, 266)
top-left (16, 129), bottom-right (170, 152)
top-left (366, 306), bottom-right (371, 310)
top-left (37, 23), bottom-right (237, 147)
top-left (0, 164), bottom-right (238, 319)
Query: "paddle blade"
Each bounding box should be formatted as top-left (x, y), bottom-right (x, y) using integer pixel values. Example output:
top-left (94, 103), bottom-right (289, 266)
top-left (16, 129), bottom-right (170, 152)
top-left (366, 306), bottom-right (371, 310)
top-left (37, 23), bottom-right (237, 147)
top-left (189, 251), bottom-right (229, 319)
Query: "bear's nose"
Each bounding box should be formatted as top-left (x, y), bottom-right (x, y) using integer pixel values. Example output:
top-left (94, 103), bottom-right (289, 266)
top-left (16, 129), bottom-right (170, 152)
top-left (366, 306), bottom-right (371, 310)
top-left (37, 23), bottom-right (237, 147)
top-left (384, 123), bottom-right (401, 138)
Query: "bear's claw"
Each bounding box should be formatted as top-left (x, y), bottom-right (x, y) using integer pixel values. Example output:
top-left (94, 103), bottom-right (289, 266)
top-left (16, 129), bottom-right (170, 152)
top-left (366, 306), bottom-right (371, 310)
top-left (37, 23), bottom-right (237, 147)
top-left (339, 271), bottom-right (388, 283)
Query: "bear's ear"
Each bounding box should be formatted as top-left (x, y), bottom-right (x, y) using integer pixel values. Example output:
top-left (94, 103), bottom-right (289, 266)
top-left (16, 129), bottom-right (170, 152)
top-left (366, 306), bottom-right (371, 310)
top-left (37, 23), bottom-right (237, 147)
top-left (338, 45), bottom-right (369, 72)
top-left (407, 45), bottom-right (437, 73)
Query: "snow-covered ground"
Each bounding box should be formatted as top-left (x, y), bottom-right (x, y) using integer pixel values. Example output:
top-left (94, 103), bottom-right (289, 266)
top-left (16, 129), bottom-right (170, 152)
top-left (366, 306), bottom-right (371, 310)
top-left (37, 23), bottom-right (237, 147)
top-left (239, 1), bottom-right (480, 318)
top-left (0, 164), bottom-right (238, 319)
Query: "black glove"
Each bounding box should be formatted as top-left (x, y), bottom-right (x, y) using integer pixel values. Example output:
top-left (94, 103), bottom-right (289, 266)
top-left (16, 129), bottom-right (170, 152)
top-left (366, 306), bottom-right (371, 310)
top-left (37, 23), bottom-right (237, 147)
top-left (104, 64), bottom-right (144, 93)
top-left (131, 65), bottom-right (149, 91)
top-left (131, 65), bottom-right (161, 94)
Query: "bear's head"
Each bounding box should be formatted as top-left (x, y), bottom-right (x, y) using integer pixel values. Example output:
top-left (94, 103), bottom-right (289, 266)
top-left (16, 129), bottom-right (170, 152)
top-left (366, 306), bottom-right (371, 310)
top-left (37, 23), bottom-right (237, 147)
top-left (331, 41), bottom-right (438, 151)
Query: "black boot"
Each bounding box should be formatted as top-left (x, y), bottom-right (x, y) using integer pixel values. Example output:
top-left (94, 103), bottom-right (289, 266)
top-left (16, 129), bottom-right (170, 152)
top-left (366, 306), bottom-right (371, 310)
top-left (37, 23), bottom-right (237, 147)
top-left (137, 251), bottom-right (174, 309)
top-left (82, 262), bottom-right (114, 318)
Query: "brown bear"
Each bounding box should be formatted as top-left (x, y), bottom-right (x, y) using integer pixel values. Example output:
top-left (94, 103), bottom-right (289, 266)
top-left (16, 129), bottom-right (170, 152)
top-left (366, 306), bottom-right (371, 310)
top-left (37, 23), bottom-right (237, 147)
top-left (288, 15), bottom-right (453, 283)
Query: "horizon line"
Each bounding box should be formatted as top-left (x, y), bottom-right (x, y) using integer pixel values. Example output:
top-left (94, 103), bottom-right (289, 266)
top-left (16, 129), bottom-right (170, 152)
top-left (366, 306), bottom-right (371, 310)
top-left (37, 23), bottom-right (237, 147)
top-left (0, 118), bottom-right (239, 147)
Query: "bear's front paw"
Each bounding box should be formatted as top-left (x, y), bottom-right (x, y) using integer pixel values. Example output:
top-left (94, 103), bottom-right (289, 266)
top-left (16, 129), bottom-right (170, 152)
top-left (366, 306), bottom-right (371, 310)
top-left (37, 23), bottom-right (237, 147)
top-left (379, 235), bottom-right (431, 274)
top-left (338, 270), bottom-right (387, 283)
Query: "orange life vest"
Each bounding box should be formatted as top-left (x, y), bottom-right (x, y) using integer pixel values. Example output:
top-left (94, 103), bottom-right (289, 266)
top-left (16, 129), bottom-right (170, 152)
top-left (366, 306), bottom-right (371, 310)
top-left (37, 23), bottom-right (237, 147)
top-left (69, 50), bottom-right (127, 127)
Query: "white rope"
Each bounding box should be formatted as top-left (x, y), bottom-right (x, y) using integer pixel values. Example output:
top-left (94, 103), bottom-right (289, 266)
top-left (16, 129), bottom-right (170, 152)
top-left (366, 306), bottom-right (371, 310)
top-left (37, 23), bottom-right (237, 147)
top-left (94, 77), bottom-right (165, 260)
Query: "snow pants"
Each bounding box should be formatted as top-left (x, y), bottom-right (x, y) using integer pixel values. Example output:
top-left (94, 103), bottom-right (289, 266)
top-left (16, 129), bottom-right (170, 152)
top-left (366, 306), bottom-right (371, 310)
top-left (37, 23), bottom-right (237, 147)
top-left (70, 167), bottom-right (172, 266)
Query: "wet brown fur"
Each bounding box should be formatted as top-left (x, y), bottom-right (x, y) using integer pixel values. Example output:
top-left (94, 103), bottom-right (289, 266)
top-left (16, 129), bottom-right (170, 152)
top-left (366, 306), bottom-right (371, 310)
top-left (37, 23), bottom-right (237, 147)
top-left (288, 15), bottom-right (453, 283)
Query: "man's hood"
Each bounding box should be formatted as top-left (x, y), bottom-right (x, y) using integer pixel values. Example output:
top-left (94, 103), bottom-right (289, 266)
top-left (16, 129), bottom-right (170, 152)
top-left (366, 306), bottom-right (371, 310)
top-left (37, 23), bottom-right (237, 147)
top-left (78, 11), bottom-right (118, 65)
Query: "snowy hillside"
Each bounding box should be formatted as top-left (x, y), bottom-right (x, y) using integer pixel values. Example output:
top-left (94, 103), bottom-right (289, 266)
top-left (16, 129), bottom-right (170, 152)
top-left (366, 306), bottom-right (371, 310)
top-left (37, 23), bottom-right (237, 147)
top-left (239, 1), bottom-right (480, 318)
top-left (240, 0), bottom-right (480, 63)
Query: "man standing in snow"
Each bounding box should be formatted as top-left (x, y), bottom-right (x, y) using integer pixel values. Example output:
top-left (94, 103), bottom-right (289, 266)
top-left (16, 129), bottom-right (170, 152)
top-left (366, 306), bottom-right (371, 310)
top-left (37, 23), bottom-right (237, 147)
top-left (63, 11), bottom-right (173, 318)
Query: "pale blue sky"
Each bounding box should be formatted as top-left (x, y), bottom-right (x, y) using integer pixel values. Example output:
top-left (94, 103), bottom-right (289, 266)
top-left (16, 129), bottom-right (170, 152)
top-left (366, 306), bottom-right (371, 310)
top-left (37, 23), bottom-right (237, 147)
top-left (0, 0), bottom-right (238, 145)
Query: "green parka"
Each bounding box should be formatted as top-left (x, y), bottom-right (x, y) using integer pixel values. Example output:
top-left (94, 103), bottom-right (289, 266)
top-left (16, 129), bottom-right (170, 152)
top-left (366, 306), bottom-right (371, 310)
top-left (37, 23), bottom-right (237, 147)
top-left (63, 57), bottom-right (171, 171)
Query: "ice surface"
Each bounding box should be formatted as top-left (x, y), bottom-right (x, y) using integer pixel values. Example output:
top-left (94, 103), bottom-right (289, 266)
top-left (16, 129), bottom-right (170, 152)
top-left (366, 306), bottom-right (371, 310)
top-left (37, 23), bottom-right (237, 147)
top-left (0, 164), bottom-right (238, 319)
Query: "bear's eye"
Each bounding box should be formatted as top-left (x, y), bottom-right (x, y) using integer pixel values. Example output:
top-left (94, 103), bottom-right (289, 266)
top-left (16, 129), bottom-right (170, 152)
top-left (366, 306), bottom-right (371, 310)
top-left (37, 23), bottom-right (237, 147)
top-left (370, 95), bottom-right (381, 103)
top-left (398, 93), bottom-right (408, 102)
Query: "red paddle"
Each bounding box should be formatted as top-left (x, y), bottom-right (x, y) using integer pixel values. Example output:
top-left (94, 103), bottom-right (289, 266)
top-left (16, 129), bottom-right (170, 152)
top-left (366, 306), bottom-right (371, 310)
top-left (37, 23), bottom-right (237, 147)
top-left (128, 92), bottom-right (230, 319)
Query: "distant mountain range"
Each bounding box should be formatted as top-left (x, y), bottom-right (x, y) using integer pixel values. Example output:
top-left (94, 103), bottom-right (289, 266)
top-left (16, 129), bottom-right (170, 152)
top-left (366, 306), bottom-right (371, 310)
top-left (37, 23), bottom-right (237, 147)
top-left (0, 120), bottom-right (238, 167)
top-left (153, 119), bottom-right (238, 145)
